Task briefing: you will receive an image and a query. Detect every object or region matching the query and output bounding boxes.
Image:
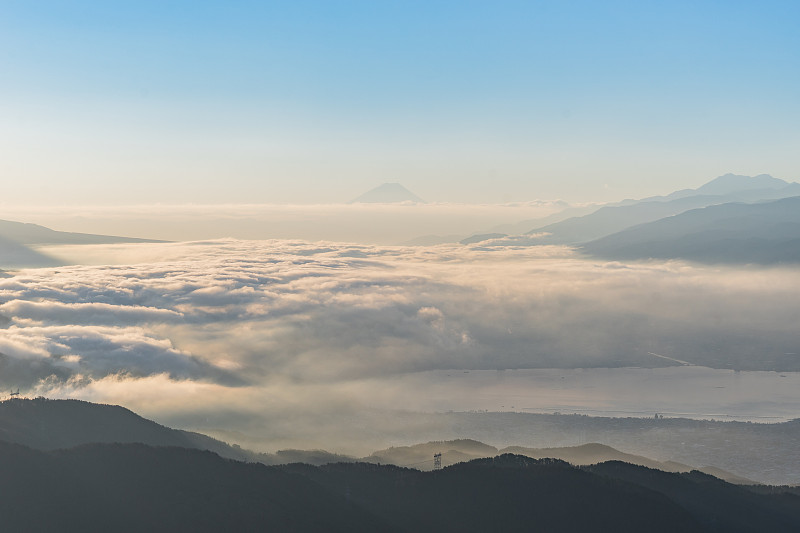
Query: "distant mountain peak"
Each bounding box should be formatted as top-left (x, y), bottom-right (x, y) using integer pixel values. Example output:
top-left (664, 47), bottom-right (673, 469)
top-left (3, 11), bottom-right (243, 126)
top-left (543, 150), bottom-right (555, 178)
top-left (350, 183), bottom-right (425, 204)
top-left (696, 173), bottom-right (789, 195)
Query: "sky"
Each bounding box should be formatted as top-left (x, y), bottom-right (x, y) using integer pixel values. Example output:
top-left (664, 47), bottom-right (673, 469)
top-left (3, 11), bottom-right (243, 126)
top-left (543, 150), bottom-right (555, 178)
top-left (2, 0), bottom-right (799, 206)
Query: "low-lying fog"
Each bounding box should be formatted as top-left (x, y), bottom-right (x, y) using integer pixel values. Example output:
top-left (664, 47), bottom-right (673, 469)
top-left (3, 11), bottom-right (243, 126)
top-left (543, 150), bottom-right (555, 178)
top-left (0, 201), bottom-right (566, 244)
top-left (1, 239), bottom-right (798, 453)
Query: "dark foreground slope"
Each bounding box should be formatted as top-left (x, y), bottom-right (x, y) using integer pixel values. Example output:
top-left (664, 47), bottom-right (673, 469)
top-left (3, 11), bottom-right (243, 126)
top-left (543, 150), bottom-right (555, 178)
top-left (5, 399), bottom-right (800, 484)
top-left (0, 398), bottom-right (353, 465)
top-left (589, 461), bottom-right (800, 533)
top-left (284, 455), bottom-right (704, 533)
top-left (0, 441), bottom-right (383, 533)
top-left (0, 398), bottom-right (253, 461)
top-left (3, 441), bottom-right (799, 532)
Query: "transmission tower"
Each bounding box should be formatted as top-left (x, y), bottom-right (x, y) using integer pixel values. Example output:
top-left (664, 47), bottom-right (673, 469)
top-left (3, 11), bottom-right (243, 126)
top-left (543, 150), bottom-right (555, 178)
top-left (433, 452), bottom-right (442, 470)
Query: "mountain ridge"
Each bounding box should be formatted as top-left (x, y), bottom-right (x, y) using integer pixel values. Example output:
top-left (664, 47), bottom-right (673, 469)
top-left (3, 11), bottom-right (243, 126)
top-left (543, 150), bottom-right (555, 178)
top-left (0, 218), bottom-right (167, 268)
top-left (524, 185), bottom-right (800, 245)
top-left (0, 398), bottom-right (759, 484)
top-left (4, 439), bottom-right (796, 532)
top-left (0, 218), bottom-right (166, 246)
top-left (582, 195), bottom-right (800, 263)
top-left (350, 183), bottom-right (425, 204)
top-left (451, 173), bottom-right (799, 248)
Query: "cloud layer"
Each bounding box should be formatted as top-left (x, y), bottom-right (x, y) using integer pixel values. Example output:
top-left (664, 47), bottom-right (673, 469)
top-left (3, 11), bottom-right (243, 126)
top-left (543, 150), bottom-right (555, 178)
top-left (1, 239), bottom-right (798, 451)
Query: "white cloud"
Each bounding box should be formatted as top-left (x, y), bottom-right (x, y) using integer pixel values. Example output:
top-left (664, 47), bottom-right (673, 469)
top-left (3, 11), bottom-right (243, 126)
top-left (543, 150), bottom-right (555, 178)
top-left (0, 300), bottom-right (182, 325)
top-left (2, 239), bottom-right (799, 451)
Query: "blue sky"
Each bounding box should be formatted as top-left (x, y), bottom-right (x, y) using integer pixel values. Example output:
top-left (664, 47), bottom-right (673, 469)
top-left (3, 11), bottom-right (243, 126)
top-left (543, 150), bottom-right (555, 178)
top-left (1, 0), bottom-right (798, 205)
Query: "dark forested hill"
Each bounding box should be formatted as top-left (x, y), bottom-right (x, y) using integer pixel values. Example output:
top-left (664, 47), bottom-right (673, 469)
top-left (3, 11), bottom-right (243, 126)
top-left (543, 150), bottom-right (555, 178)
top-left (2, 401), bottom-right (798, 532)
top-left (588, 461), bottom-right (800, 532)
top-left (0, 441), bottom-right (384, 533)
top-left (5, 399), bottom-right (799, 485)
top-left (0, 398), bottom-right (358, 465)
top-left (0, 398), bottom-right (253, 461)
top-left (2, 443), bottom-right (799, 532)
top-left (284, 455), bottom-right (705, 533)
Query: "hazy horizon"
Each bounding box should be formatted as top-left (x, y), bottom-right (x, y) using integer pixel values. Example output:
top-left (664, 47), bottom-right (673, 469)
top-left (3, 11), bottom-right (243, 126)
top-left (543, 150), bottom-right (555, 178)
top-left (0, 197), bottom-right (568, 243)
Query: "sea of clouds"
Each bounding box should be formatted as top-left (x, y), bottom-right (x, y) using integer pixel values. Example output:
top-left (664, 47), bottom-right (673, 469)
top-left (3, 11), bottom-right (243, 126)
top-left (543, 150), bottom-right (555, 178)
top-left (1, 239), bottom-right (798, 451)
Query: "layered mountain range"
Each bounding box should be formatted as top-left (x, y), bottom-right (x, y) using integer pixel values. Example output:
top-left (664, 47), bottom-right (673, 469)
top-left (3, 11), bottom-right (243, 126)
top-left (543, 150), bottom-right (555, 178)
top-left (583, 196), bottom-right (800, 263)
top-left (462, 173), bottom-right (800, 264)
top-left (4, 173), bottom-right (797, 265)
top-left (1, 398), bottom-right (799, 532)
top-left (0, 398), bottom-right (755, 483)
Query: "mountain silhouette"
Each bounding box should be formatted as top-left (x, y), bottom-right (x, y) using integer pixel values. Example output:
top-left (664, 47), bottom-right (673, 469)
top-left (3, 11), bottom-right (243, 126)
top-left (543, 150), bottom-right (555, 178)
top-left (350, 183), bottom-right (425, 203)
top-left (365, 439), bottom-right (750, 484)
top-left (694, 173), bottom-right (791, 196)
top-left (0, 441), bottom-right (384, 532)
top-left (0, 218), bottom-right (165, 246)
top-left (2, 399), bottom-right (800, 531)
top-left (523, 174), bottom-right (799, 244)
top-left (0, 398), bottom-right (352, 466)
top-left (582, 196), bottom-right (800, 264)
top-left (587, 461), bottom-right (800, 533)
top-left (0, 218), bottom-right (167, 268)
top-left (9, 441), bottom-right (798, 532)
top-left (0, 398), bottom-right (254, 460)
top-left (0, 399), bottom-right (759, 483)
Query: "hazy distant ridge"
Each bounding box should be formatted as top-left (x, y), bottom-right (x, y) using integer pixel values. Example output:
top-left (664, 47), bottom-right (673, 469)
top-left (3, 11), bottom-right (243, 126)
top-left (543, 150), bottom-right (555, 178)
top-left (0, 218), bottom-right (166, 268)
top-left (0, 399), bottom-right (765, 484)
top-left (350, 183), bottom-right (425, 203)
top-left (523, 173), bottom-right (799, 245)
top-left (0, 218), bottom-right (165, 246)
top-left (582, 196), bottom-right (800, 263)
top-left (364, 438), bottom-right (751, 484)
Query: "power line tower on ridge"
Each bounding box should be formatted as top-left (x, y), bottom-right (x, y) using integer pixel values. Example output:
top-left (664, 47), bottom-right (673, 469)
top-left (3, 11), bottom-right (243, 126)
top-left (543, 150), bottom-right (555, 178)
top-left (433, 453), bottom-right (442, 471)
